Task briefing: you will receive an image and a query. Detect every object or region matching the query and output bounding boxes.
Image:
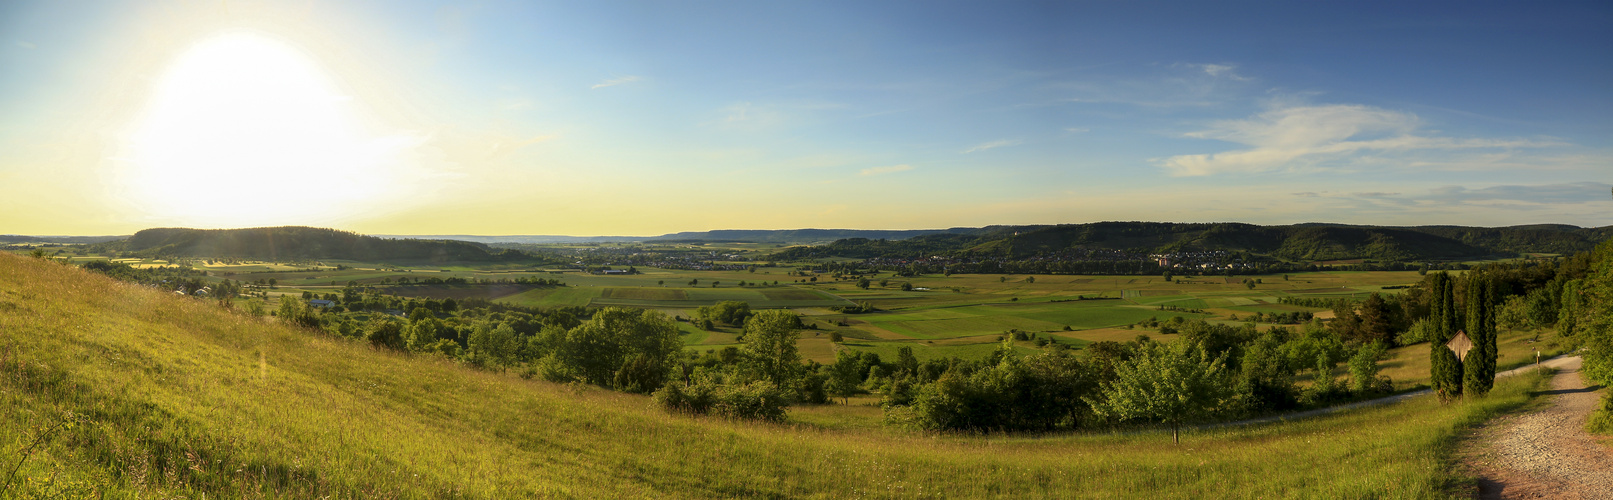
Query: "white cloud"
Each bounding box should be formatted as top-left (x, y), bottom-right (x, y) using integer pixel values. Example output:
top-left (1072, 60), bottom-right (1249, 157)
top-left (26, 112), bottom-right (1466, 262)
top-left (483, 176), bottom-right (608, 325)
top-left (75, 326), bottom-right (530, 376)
top-left (1194, 63), bottom-right (1250, 81)
top-left (16, 41), bottom-right (36, 49)
top-left (590, 75), bottom-right (642, 89)
top-left (859, 164), bottom-right (914, 176)
top-left (1160, 104), bottom-right (1563, 176)
top-left (963, 139), bottom-right (1020, 154)
top-left (1064, 127), bottom-right (1089, 133)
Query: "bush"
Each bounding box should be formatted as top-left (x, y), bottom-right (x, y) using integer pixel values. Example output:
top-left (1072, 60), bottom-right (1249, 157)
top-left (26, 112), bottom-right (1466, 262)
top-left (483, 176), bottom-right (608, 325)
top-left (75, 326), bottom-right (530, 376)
top-left (653, 379), bottom-right (789, 422)
top-left (653, 381), bottom-right (715, 415)
top-left (717, 381), bottom-right (789, 422)
top-left (1589, 394), bottom-right (1613, 436)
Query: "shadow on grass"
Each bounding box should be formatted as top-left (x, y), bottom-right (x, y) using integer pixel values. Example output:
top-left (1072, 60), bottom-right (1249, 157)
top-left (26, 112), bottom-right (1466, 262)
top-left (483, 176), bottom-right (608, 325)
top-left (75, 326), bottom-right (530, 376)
top-left (1530, 385), bottom-right (1604, 396)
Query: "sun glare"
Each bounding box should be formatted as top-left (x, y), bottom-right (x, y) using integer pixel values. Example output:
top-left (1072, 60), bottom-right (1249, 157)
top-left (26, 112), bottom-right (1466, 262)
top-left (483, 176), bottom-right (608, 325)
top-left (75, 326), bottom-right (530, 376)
top-left (115, 32), bottom-right (414, 227)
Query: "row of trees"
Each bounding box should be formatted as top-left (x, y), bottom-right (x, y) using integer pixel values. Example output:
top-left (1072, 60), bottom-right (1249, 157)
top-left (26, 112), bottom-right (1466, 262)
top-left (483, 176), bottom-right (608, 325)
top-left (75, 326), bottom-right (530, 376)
top-left (872, 318), bottom-right (1392, 436)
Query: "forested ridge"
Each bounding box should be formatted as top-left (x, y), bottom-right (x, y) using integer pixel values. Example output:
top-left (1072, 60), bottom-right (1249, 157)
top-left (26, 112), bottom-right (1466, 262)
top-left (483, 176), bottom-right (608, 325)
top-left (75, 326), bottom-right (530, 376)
top-left (92, 226), bottom-right (537, 263)
top-left (768, 222), bottom-right (1613, 262)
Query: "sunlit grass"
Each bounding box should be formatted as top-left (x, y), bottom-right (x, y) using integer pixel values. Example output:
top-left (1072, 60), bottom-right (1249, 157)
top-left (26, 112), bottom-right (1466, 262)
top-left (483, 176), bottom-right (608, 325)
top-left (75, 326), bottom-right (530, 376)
top-left (0, 254), bottom-right (1548, 498)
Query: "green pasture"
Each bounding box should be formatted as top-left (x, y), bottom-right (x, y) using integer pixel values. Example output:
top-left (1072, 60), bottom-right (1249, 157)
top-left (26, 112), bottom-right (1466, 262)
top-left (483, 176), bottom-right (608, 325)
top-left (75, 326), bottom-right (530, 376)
top-left (834, 339), bottom-right (1047, 362)
top-left (498, 286), bottom-right (604, 307)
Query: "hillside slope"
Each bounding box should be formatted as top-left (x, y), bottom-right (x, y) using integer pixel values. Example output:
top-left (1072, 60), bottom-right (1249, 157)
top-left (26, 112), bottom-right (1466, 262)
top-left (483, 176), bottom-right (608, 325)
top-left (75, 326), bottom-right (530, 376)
top-left (769, 222), bottom-right (1611, 262)
top-left (103, 226), bottom-right (529, 263)
top-left (0, 254), bottom-right (1546, 498)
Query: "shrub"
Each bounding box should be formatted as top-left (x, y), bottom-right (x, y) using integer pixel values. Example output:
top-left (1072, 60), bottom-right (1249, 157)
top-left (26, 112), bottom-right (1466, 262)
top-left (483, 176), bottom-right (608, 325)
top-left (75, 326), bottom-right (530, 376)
top-left (653, 379), bottom-right (789, 422)
top-left (1589, 394), bottom-right (1613, 436)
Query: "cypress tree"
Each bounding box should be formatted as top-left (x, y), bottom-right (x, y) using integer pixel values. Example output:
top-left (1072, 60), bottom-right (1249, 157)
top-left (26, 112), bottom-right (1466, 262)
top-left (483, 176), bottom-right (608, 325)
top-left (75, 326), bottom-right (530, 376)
top-left (1463, 272), bottom-right (1498, 397)
top-left (1428, 272), bottom-right (1463, 400)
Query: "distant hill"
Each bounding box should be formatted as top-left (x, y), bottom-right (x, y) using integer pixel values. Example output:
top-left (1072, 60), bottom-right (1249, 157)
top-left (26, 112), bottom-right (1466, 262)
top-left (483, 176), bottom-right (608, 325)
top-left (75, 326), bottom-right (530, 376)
top-left (374, 234), bottom-right (655, 244)
top-left (0, 234), bottom-right (127, 245)
top-left (767, 222), bottom-right (1613, 262)
top-left (100, 226), bottom-right (533, 263)
top-left (384, 228), bottom-right (983, 245)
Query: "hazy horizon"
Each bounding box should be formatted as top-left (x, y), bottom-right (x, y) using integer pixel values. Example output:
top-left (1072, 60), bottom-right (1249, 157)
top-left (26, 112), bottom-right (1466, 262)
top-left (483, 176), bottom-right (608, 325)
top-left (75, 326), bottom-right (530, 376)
top-left (2, 1), bottom-right (1609, 235)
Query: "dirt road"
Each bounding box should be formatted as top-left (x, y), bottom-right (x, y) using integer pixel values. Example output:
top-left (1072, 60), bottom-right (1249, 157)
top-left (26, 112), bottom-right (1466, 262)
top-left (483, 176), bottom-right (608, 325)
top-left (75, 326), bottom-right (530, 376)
top-left (1464, 357), bottom-right (1612, 499)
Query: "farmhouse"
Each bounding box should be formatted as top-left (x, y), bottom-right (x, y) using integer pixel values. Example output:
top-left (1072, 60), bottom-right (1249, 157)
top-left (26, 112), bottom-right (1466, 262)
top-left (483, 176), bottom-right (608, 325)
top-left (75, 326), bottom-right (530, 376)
top-left (308, 299), bottom-right (335, 309)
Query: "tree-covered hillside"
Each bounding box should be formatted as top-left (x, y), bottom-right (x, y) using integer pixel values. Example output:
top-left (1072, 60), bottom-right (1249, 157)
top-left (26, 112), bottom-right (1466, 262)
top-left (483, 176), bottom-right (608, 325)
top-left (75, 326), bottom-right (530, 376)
top-left (95, 226), bottom-right (535, 263)
top-left (768, 222), bottom-right (1610, 263)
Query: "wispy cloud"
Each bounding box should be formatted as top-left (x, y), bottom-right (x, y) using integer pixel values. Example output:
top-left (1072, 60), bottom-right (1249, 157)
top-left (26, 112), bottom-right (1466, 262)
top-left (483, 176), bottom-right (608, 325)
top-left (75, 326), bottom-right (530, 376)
top-left (963, 139), bottom-right (1020, 154)
top-left (1064, 127), bottom-right (1089, 134)
top-left (16, 41), bottom-right (35, 49)
top-left (1159, 104), bottom-right (1564, 176)
top-left (590, 75), bottom-right (642, 89)
top-left (859, 164), bottom-right (914, 176)
top-left (1425, 182), bottom-right (1611, 204)
top-left (1194, 63), bottom-right (1250, 81)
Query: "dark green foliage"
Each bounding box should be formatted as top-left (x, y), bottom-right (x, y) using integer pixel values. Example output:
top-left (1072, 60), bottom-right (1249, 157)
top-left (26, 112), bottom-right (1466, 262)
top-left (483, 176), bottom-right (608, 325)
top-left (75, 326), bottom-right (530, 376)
top-left (1427, 272), bottom-right (1464, 400)
top-left (364, 317), bottom-right (406, 350)
top-left (767, 222), bottom-right (1610, 265)
top-left (897, 350), bottom-right (1098, 432)
top-left (1570, 239), bottom-right (1613, 390)
top-left (540, 308), bottom-right (682, 392)
top-left (1463, 273), bottom-right (1498, 397)
top-left (693, 301), bottom-right (752, 327)
top-left (652, 380), bottom-right (789, 422)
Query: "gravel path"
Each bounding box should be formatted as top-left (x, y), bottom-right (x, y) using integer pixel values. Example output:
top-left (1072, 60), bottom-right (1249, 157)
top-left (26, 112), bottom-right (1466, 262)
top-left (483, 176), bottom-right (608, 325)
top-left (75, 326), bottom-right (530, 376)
top-left (1467, 357), bottom-right (1613, 499)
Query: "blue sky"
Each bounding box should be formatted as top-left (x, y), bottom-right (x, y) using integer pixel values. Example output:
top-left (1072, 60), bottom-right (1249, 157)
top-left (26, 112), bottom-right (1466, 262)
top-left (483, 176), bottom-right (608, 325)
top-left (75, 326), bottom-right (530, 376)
top-left (1, 1), bottom-right (1608, 235)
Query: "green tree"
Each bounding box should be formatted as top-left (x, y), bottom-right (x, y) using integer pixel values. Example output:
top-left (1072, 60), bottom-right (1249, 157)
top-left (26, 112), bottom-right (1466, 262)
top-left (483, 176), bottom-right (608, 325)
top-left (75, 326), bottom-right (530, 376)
top-left (405, 317), bottom-right (443, 351)
top-left (856, 277), bottom-right (870, 289)
top-left (1463, 273), bottom-right (1498, 397)
top-left (825, 349), bottom-right (862, 403)
top-left (545, 308), bottom-right (682, 392)
top-left (1162, 271), bottom-right (1173, 282)
top-left (1088, 340), bottom-right (1235, 444)
top-left (364, 316), bottom-right (405, 350)
top-left (694, 301), bottom-right (751, 327)
top-left (470, 323), bottom-right (518, 373)
top-left (1348, 342), bottom-right (1389, 394)
top-left (743, 309), bottom-right (803, 385)
top-left (1427, 272), bottom-right (1464, 400)
top-left (1568, 239), bottom-right (1613, 391)
top-left (1355, 293), bottom-right (1394, 344)
top-left (900, 282), bottom-right (913, 291)
top-left (1497, 295), bottom-right (1530, 331)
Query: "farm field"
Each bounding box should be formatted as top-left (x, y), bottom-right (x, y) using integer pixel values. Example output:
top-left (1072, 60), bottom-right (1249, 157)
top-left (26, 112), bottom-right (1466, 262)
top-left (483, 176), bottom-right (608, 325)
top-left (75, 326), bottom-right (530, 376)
top-left (0, 253), bottom-right (1557, 498)
top-left (6, 247), bottom-right (1449, 366)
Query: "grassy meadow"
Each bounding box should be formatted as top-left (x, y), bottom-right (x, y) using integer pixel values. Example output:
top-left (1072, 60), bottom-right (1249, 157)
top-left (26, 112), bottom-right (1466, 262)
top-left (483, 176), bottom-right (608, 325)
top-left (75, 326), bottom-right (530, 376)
top-left (0, 253), bottom-right (1556, 498)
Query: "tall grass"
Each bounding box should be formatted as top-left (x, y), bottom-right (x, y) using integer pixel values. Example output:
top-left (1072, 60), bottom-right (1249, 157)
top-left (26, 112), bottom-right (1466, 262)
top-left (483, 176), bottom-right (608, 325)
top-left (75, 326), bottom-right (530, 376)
top-left (0, 253), bottom-right (1548, 498)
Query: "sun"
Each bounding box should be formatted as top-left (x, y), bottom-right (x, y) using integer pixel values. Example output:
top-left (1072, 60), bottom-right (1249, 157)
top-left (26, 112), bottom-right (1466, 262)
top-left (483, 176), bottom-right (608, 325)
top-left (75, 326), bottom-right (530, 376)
top-left (115, 31), bottom-right (412, 227)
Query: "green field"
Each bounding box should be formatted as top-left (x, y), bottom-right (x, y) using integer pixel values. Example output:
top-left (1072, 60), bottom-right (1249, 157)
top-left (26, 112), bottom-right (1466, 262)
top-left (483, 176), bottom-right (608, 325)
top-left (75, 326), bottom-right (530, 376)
top-left (10, 248), bottom-right (1435, 365)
